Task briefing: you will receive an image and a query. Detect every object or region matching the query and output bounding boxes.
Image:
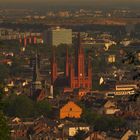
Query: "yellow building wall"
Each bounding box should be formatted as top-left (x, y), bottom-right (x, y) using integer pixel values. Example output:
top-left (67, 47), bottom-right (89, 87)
top-left (60, 101), bottom-right (82, 119)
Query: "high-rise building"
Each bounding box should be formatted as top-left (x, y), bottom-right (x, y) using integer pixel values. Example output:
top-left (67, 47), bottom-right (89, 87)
top-left (46, 27), bottom-right (72, 47)
top-left (51, 34), bottom-right (92, 90)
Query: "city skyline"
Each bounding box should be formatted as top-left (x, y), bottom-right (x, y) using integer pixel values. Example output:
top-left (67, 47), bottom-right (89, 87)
top-left (0, 0), bottom-right (140, 139)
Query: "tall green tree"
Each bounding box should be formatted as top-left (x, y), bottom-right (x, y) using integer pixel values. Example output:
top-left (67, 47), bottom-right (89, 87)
top-left (3, 94), bottom-right (34, 118)
top-left (0, 64), bottom-right (9, 82)
top-left (34, 100), bottom-right (52, 117)
top-left (0, 111), bottom-right (10, 140)
top-left (81, 108), bottom-right (125, 131)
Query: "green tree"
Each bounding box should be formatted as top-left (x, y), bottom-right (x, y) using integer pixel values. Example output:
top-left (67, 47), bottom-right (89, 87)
top-left (0, 111), bottom-right (10, 140)
top-left (9, 60), bottom-right (23, 77)
top-left (94, 115), bottom-right (125, 131)
top-left (81, 109), bottom-right (99, 125)
top-left (3, 94), bottom-right (34, 118)
top-left (0, 64), bottom-right (9, 82)
top-left (34, 100), bottom-right (52, 117)
top-left (80, 108), bottom-right (125, 132)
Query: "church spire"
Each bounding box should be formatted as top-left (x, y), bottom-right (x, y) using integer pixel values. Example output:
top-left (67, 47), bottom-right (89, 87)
top-left (33, 47), bottom-right (41, 82)
top-left (77, 33), bottom-right (85, 78)
top-left (77, 32), bottom-right (83, 54)
top-left (51, 47), bottom-right (57, 85)
top-left (65, 47), bottom-right (69, 77)
top-left (31, 46), bottom-right (42, 95)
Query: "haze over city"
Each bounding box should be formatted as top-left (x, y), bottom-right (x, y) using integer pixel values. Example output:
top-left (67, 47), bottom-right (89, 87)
top-left (0, 0), bottom-right (140, 9)
top-left (0, 0), bottom-right (140, 139)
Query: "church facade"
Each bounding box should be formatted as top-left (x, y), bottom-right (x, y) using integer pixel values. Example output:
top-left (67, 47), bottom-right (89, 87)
top-left (51, 34), bottom-right (92, 90)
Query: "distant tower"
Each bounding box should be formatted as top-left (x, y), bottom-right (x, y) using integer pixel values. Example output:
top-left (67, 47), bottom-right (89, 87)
top-left (77, 33), bottom-right (85, 79)
top-left (65, 47), bottom-right (69, 78)
top-left (69, 33), bottom-right (92, 89)
top-left (69, 56), bottom-right (75, 88)
top-left (31, 48), bottom-right (42, 94)
top-left (51, 48), bottom-right (57, 85)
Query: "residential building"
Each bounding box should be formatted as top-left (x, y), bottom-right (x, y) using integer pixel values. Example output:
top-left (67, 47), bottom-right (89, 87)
top-left (63, 123), bottom-right (89, 137)
top-left (60, 101), bottom-right (82, 119)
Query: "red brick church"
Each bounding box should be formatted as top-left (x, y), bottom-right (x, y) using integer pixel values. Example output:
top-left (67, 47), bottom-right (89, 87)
top-left (51, 34), bottom-right (92, 90)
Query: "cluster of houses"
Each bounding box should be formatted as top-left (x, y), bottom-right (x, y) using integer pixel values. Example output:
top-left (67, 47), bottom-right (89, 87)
top-left (9, 90), bottom-right (140, 140)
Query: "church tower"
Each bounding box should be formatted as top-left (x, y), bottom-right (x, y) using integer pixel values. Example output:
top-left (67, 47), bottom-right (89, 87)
top-left (31, 48), bottom-right (42, 94)
top-left (69, 33), bottom-right (92, 89)
top-left (51, 33), bottom-right (92, 91)
top-left (51, 48), bottom-right (58, 85)
top-left (77, 33), bottom-right (85, 80)
top-left (69, 56), bottom-right (75, 88)
top-left (65, 47), bottom-right (69, 78)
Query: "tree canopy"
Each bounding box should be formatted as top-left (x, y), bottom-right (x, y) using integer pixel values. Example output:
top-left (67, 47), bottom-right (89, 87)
top-left (3, 94), bottom-right (52, 118)
top-left (80, 108), bottom-right (125, 132)
top-left (0, 111), bottom-right (10, 140)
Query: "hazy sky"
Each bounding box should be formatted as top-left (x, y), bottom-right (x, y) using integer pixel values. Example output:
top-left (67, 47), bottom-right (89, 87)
top-left (0, 0), bottom-right (140, 8)
top-left (1, 0), bottom-right (139, 2)
top-left (0, 0), bottom-right (140, 3)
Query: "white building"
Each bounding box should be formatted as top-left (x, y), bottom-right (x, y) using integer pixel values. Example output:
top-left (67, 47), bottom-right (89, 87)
top-left (45, 27), bottom-right (72, 47)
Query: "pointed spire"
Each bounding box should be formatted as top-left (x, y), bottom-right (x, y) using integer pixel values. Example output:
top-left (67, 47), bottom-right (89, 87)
top-left (52, 47), bottom-right (56, 62)
top-left (33, 47), bottom-right (41, 82)
top-left (77, 32), bottom-right (83, 54)
top-left (51, 47), bottom-right (57, 85)
top-left (65, 47), bottom-right (69, 77)
top-left (31, 47), bottom-right (42, 94)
